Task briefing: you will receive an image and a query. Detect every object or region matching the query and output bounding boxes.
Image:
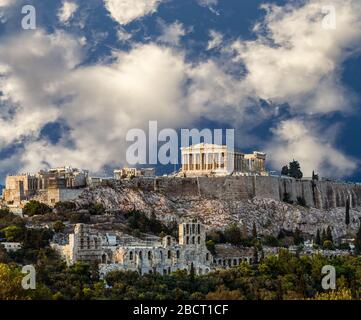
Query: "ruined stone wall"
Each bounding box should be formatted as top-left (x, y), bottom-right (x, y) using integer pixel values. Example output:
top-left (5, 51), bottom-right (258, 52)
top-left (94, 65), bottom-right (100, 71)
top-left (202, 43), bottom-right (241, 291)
top-left (122, 176), bottom-right (361, 209)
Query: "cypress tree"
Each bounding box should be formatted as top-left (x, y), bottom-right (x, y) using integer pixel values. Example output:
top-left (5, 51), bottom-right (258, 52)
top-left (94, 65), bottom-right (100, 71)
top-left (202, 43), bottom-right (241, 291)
top-left (294, 228), bottom-right (303, 245)
top-left (355, 222), bottom-right (361, 255)
top-left (253, 246), bottom-right (259, 264)
top-left (346, 197), bottom-right (350, 226)
top-left (326, 226), bottom-right (333, 243)
top-left (315, 229), bottom-right (321, 246)
top-left (252, 222), bottom-right (257, 240)
top-left (321, 229), bottom-right (327, 244)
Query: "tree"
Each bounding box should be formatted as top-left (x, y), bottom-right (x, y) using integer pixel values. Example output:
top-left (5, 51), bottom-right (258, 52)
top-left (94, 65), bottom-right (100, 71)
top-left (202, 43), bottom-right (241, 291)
top-left (283, 192), bottom-right (293, 204)
top-left (206, 240), bottom-right (216, 255)
top-left (0, 264), bottom-right (28, 299)
top-left (53, 221), bottom-right (65, 233)
top-left (281, 160), bottom-right (303, 179)
top-left (252, 223), bottom-right (257, 240)
top-left (355, 222), bottom-right (361, 255)
top-left (312, 171), bottom-right (319, 181)
top-left (323, 240), bottom-right (333, 250)
top-left (345, 197), bottom-right (350, 227)
top-left (23, 200), bottom-right (52, 217)
top-left (206, 285), bottom-right (245, 300)
top-left (1, 225), bottom-right (24, 242)
top-left (297, 196), bottom-right (307, 207)
top-left (321, 229), bottom-right (327, 244)
top-left (0, 244), bottom-right (9, 263)
top-left (189, 263), bottom-right (195, 282)
top-left (23, 228), bottom-right (54, 249)
top-left (294, 228), bottom-right (303, 245)
top-left (88, 203), bottom-right (105, 216)
top-left (281, 166), bottom-right (289, 176)
top-left (224, 224), bottom-right (242, 245)
top-left (326, 226), bottom-right (333, 243)
top-left (315, 229), bottom-right (321, 246)
top-left (253, 246), bottom-right (259, 264)
top-left (54, 201), bottom-right (76, 214)
top-left (289, 160), bottom-right (303, 179)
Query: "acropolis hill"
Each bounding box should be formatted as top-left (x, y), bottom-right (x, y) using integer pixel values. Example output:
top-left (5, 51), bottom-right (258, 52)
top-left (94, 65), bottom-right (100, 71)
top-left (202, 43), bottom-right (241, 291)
top-left (2, 143), bottom-right (361, 241)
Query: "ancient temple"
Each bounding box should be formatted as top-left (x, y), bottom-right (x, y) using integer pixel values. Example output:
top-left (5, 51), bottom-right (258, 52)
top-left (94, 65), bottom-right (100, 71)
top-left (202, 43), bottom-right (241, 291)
top-left (180, 143), bottom-right (267, 176)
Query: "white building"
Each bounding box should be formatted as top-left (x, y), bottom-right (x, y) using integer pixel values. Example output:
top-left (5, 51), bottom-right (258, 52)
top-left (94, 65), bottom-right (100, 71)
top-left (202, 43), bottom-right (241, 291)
top-left (180, 143), bottom-right (267, 176)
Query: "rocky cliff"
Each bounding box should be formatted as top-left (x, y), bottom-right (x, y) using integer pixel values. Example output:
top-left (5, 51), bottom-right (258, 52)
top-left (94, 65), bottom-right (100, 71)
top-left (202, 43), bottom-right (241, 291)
top-left (74, 178), bottom-right (361, 240)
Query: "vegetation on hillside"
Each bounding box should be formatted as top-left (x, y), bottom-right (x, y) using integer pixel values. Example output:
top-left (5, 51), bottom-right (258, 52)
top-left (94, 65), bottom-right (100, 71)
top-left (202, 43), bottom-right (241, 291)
top-left (1, 248), bottom-right (361, 300)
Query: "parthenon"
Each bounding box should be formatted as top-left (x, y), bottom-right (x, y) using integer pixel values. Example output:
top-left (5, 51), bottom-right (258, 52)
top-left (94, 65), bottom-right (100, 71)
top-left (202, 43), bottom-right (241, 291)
top-left (180, 143), bottom-right (267, 176)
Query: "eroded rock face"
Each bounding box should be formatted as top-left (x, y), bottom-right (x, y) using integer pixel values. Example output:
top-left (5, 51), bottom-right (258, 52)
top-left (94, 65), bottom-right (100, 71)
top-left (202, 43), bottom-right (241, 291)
top-left (74, 184), bottom-right (361, 240)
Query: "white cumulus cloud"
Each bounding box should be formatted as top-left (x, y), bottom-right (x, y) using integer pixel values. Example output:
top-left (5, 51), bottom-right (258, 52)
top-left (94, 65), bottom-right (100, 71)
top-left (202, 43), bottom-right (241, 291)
top-left (207, 30), bottom-right (223, 50)
top-left (58, 1), bottom-right (79, 24)
top-left (157, 21), bottom-right (188, 46)
top-left (232, 0), bottom-right (361, 115)
top-left (104, 0), bottom-right (164, 25)
top-left (266, 119), bottom-right (357, 178)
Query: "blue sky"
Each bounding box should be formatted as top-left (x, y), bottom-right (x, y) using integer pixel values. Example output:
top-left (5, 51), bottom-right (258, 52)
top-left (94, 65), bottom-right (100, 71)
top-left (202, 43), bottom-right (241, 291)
top-left (0, 0), bottom-right (360, 182)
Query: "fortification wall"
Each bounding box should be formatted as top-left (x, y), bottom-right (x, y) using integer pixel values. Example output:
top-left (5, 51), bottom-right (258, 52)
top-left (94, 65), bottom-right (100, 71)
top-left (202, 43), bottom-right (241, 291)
top-left (122, 176), bottom-right (361, 209)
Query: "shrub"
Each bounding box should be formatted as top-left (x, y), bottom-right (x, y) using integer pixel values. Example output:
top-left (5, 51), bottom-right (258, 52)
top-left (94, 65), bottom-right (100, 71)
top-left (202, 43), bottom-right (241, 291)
top-left (54, 202), bottom-right (76, 214)
top-left (297, 196), bottom-right (307, 207)
top-left (88, 203), bottom-right (106, 216)
top-left (263, 235), bottom-right (280, 247)
top-left (283, 192), bottom-right (293, 204)
top-left (70, 213), bottom-right (90, 224)
top-left (53, 221), bottom-right (65, 233)
top-left (23, 200), bottom-right (52, 217)
top-left (323, 240), bottom-right (333, 250)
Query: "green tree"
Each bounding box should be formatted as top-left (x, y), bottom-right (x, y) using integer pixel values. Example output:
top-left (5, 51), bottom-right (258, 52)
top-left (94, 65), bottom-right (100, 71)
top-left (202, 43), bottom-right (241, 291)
top-left (293, 228), bottom-right (303, 245)
top-left (321, 229), bottom-right (327, 244)
top-left (252, 222), bottom-right (257, 240)
top-left (1, 225), bottom-right (24, 242)
top-left (283, 192), bottom-right (293, 204)
top-left (289, 160), bottom-right (303, 179)
top-left (88, 203), bottom-right (105, 216)
top-left (224, 223), bottom-right (242, 245)
top-left (54, 201), bottom-right (76, 214)
top-left (23, 200), bottom-right (52, 217)
top-left (281, 166), bottom-right (289, 176)
top-left (253, 246), bottom-right (259, 264)
top-left (326, 226), bottom-right (333, 243)
top-left (345, 198), bottom-right (350, 226)
top-left (355, 222), bottom-right (361, 255)
top-left (53, 221), bottom-right (65, 233)
top-left (297, 196), bottom-right (307, 207)
top-left (323, 240), bottom-right (333, 250)
top-left (312, 171), bottom-right (319, 181)
top-left (0, 244), bottom-right (9, 263)
top-left (315, 229), bottom-right (321, 246)
top-left (206, 240), bottom-right (216, 255)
